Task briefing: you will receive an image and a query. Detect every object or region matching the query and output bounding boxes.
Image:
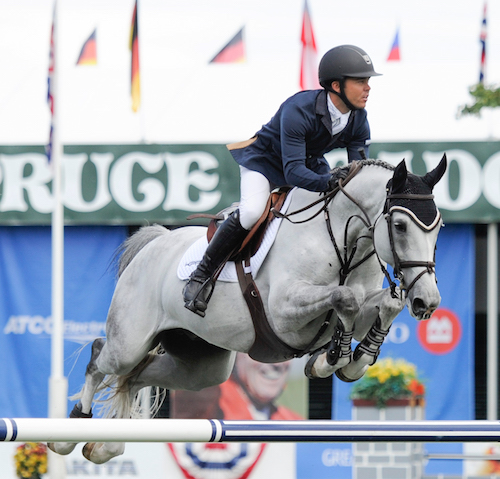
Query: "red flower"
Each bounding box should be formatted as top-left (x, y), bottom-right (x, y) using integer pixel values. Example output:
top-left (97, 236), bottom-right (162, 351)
top-left (408, 379), bottom-right (425, 397)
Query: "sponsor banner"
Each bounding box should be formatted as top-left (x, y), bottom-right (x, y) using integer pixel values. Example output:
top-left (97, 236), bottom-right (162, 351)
top-left (0, 142), bottom-right (499, 225)
top-left (0, 225), bottom-right (127, 417)
top-left (0, 442), bottom-right (173, 479)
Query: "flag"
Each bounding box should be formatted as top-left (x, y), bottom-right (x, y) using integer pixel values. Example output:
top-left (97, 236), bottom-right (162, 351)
top-left (210, 27), bottom-right (246, 63)
top-left (130, 0), bottom-right (140, 112)
top-left (299, 0), bottom-right (320, 91)
top-left (479, 2), bottom-right (487, 83)
top-left (387, 28), bottom-right (401, 61)
top-left (76, 29), bottom-right (97, 65)
top-left (46, 5), bottom-right (55, 162)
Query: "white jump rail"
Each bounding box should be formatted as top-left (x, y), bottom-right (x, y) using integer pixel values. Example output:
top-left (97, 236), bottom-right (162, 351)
top-left (1, 419), bottom-right (500, 443)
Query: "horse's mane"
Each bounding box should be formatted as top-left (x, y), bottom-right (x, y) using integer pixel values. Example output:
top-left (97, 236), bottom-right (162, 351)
top-left (337, 158), bottom-right (395, 175)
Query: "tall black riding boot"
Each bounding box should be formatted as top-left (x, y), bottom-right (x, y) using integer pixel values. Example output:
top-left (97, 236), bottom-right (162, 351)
top-left (183, 210), bottom-right (248, 317)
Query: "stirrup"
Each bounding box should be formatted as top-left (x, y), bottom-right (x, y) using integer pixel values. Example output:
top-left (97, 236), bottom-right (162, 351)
top-left (183, 277), bottom-right (215, 318)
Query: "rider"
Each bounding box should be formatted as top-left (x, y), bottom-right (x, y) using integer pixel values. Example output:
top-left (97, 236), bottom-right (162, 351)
top-left (183, 44), bottom-right (382, 317)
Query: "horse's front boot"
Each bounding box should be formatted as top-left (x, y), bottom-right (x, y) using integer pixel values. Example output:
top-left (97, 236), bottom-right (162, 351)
top-left (183, 210), bottom-right (248, 317)
top-left (305, 321), bottom-right (353, 379)
top-left (336, 315), bottom-right (391, 382)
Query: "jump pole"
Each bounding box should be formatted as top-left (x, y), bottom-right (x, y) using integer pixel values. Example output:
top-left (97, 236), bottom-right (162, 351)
top-left (2, 419), bottom-right (500, 443)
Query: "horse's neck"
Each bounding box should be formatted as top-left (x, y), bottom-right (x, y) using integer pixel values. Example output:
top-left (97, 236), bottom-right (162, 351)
top-left (338, 165), bottom-right (391, 223)
top-left (291, 165), bottom-right (390, 228)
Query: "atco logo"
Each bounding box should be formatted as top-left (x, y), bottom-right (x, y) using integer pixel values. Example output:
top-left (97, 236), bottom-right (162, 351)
top-left (417, 308), bottom-right (462, 354)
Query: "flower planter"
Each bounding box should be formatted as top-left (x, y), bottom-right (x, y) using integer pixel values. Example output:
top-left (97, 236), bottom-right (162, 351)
top-left (352, 397), bottom-right (425, 479)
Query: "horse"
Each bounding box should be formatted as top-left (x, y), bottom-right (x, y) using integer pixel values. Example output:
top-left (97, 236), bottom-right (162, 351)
top-left (49, 156), bottom-right (447, 464)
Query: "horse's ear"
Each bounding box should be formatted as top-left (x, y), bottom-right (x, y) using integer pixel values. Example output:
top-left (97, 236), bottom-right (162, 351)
top-left (390, 160), bottom-right (408, 194)
top-left (423, 154), bottom-right (447, 190)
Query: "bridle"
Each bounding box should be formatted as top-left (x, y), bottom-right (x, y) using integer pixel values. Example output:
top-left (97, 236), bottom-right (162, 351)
top-left (376, 195), bottom-right (442, 299)
top-left (272, 164), bottom-right (441, 300)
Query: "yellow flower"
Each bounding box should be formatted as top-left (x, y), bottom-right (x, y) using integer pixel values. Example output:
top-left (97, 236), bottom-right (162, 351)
top-left (350, 357), bottom-right (425, 407)
top-left (14, 442), bottom-right (48, 478)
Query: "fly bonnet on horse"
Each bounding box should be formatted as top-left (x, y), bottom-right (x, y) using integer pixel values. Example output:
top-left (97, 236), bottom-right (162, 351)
top-left (384, 159), bottom-right (446, 230)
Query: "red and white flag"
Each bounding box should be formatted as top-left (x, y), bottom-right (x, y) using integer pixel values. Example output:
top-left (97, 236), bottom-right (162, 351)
top-left (299, 0), bottom-right (320, 90)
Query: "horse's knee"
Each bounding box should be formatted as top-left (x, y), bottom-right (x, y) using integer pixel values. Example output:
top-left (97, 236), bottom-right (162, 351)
top-left (378, 288), bottom-right (405, 327)
top-left (331, 286), bottom-right (360, 321)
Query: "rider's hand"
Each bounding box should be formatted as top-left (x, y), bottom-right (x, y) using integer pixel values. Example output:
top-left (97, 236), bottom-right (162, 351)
top-left (327, 167), bottom-right (348, 190)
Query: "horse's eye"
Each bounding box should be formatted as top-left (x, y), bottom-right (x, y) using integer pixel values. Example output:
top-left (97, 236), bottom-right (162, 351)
top-left (394, 221), bottom-right (406, 233)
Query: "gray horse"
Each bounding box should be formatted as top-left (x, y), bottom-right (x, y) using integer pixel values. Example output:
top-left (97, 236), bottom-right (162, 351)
top-left (49, 156), bottom-right (447, 463)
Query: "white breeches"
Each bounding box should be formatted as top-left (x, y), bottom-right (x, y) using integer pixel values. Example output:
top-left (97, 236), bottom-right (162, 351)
top-left (239, 166), bottom-right (271, 230)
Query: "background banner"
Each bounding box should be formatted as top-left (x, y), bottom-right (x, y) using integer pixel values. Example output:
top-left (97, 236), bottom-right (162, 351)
top-left (0, 142), bottom-right (499, 224)
top-left (0, 225), bottom-right (127, 417)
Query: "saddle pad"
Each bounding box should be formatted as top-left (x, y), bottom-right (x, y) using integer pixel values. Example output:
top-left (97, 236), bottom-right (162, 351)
top-left (177, 190), bottom-right (294, 282)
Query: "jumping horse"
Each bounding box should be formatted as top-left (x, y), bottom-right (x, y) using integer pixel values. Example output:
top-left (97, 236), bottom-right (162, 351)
top-left (49, 156), bottom-right (447, 464)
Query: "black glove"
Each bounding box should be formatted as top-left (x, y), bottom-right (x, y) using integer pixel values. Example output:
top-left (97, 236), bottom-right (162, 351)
top-left (327, 167), bottom-right (348, 190)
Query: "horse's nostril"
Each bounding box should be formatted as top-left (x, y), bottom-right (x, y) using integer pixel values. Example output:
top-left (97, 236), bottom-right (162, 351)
top-left (412, 298), bottom-right (426, 315)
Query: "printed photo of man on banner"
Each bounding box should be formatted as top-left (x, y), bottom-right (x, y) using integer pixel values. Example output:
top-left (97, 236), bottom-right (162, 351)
top-left (168, 352), bottom-right (307, 479)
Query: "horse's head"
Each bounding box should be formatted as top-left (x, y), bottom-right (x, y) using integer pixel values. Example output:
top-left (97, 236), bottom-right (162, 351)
top-left (373, 154), bottom-right (447, 320)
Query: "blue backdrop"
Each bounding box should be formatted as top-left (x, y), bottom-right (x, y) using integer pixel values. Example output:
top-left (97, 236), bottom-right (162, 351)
top-left (0, 225), bottom-right (127, 417)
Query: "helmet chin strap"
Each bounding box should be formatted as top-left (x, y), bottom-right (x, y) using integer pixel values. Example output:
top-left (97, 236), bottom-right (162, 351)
top-left (331, 79), bottom-right (361, 111)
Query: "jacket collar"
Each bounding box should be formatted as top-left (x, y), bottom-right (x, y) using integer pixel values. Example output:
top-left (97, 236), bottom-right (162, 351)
top-left (316, 89), bottom-right (357, 137)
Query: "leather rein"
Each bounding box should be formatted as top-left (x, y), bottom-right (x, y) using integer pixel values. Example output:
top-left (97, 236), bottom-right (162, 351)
top-left (274, 163), bottom-right (440, 300)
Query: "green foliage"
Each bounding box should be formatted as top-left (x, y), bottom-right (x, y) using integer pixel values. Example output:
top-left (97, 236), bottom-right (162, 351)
top-left (459, 83), bottom-right (500, 116)
top-left (349, 358), bottom-right (425, 408)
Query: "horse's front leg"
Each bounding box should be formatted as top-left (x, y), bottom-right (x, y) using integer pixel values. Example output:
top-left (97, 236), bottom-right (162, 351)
top-left (304, 285), bottom-right (361, 379)
top-left (336, 287), bottom-right (405, 382)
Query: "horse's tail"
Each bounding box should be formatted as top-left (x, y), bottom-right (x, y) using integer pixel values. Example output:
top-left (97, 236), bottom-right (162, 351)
top-left (117, 225), bottom-right (168, 277)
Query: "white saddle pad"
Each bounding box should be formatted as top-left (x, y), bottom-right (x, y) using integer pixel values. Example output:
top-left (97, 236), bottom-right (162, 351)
top-left (177, 190), bottom-right (294, 282)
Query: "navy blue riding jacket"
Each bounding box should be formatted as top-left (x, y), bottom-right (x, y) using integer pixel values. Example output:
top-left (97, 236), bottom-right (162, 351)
top-left (228, 89), bottom-right (371, 192)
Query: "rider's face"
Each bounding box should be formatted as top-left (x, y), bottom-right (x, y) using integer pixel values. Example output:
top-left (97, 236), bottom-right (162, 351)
top-left (332, 77), bottom-right (371, 112)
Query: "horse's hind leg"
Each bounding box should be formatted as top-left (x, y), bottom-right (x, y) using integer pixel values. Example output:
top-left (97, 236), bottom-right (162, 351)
top-left (82, 333), bottom-right (235, 465)
top-left (48, 338), bottom-right (106, 456)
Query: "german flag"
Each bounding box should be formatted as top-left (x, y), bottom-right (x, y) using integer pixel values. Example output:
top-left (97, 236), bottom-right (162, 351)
top-left (210, 27), bottom-right (246, 63)
top-left (76, 29), bottom-right (97, 65)
top-left (129, 0), bottom-right (140, 112)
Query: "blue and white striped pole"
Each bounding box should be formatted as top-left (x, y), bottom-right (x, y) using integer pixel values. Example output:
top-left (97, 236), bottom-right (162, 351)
top-left (1, 419), bottom-right (500, 443)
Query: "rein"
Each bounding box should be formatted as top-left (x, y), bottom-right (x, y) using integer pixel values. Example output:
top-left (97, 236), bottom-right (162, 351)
top-left (274, 163), bottom-right (440, 300)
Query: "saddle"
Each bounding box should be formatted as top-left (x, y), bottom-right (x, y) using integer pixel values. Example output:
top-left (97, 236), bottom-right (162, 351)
top-left (187, 187), bottom-right (297, 362)
top-left (202, 186), bottom-right (292, 260)
top-left (186, 161), bottom-right (362, 363)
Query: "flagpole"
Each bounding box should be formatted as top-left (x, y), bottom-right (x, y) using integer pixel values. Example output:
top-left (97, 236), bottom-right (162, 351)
top-left (48, 1), bottom-right (68, 477)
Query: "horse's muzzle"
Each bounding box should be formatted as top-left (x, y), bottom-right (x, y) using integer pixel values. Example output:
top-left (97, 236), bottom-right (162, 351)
top-left (411, 297), bottom-right (438, 321)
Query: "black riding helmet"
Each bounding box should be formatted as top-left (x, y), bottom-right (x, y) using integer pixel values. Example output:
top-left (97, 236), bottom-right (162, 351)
top-left (318, 45), bottom-right (382, 111)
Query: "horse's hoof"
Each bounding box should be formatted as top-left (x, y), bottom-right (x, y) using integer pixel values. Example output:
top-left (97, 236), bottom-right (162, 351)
top-left (83, 443), bottom-right (110, 464)
top-left (47, 442), bottom-right (78, 456)
top-left (83, 442), bottom-right (125, 464)
top-left (335, 362), bottom-right (369, 383)
top-left (304, 349), bottom-right (327, 379)
top-left (335, 368), bottom-right (360, 383)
